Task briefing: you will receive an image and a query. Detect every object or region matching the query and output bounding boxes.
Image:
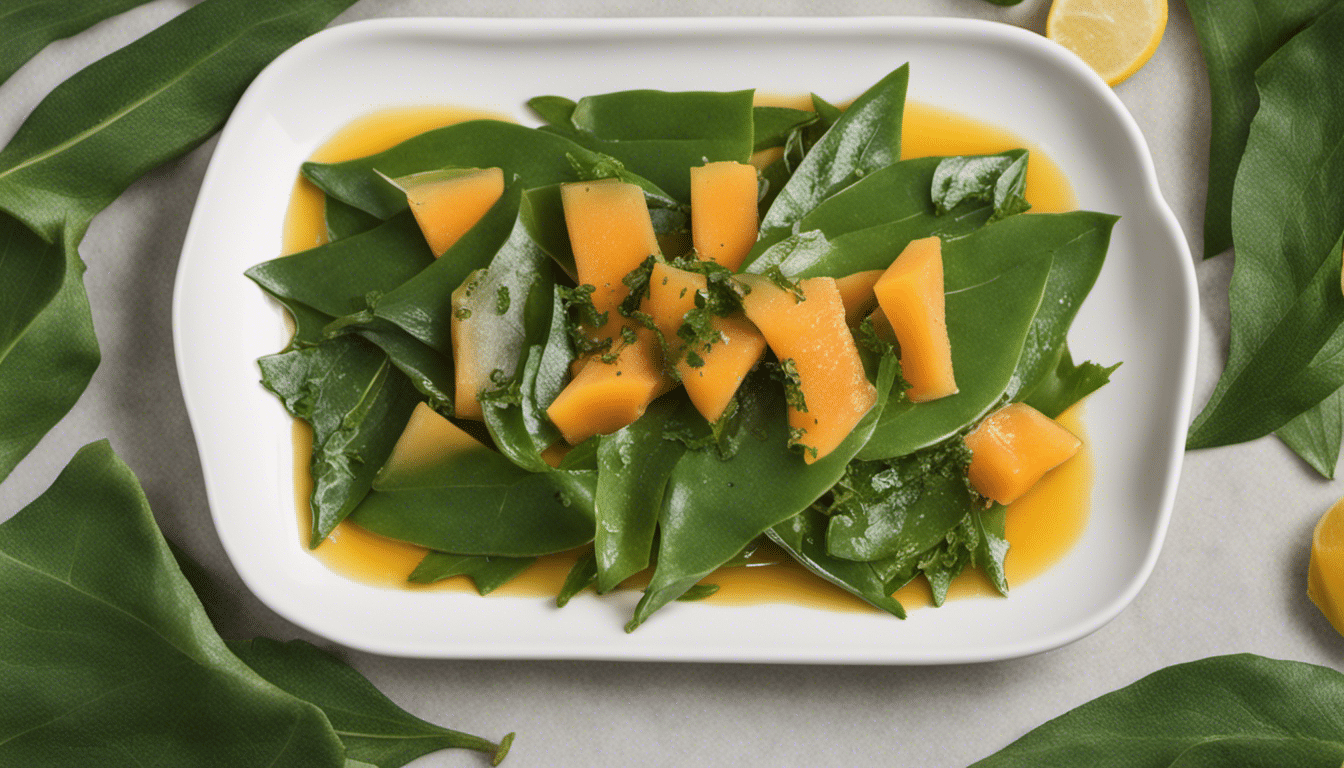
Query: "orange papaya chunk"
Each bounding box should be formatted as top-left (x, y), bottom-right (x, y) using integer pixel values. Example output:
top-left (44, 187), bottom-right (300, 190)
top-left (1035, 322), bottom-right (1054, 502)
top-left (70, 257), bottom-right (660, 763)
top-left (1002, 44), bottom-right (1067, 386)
top-left (680, 313), bottom-right (767, 423)
top-left (873, 236), bottom-right (957, 402)
top-left (964, 403), bottom-right (1082, 505)
top-left (394, 167), bottom-right (504, 257)
top-left (645, 262), bottom-right (766, 422)
top-left (738, 274), bottom-right (877, 463)
top-left (834, 269), bottom-right (884, 327)
top-left (546, 326), bottom-right (666, 445)
top-left (378, 402), bottom-right (485, 487)
top-left (561, 179), bottom-right (660, 326)
top-left (690, 161), bottom-right (759, 271)
top-left (450, 269), bottom-right (488, 420)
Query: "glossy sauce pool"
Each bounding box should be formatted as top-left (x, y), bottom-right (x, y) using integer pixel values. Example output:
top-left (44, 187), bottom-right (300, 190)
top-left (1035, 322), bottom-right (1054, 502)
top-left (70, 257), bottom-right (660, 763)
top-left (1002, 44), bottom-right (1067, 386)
top-left (281, 101), bottom-right (1090, 612)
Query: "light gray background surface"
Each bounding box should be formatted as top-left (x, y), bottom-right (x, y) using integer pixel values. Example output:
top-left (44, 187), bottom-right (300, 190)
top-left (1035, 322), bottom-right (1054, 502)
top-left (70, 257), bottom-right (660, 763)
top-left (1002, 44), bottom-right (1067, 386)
top-left (1, 1), bottom-right (1338, 766)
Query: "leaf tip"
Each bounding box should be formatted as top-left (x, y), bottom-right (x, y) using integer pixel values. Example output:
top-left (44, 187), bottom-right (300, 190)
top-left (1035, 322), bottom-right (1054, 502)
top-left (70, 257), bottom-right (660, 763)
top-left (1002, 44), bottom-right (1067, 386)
top-left (493, 732), bottom-right (516, 765)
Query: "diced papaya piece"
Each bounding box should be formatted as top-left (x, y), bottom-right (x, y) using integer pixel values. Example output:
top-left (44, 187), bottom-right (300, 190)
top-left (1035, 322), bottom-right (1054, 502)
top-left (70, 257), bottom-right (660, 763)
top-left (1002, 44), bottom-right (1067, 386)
top-left (393, 167), bottom-right (504, 257)
top-left (690, 161), bottom-right (759, 271)
top-left (561, 179), bottom-right (660, 325)
top-left (378, 402), bottom-right (485, 487)
top-left (546, 326), bottom-right (666, 445)
top-left (873, 236), bottom-right (957, 402)
top-left (737, 274), bottom-right (877, 464)
top-left (645, 262), bottom-right (766, 422)
top-left (834, 269), bottom-right (884, 327)
top-left (450, 269), bottom-right (488, 420)
top-left (964, 403), bottom-right (1082, 505)
top-left (681, 314), bottom-right (767, 423)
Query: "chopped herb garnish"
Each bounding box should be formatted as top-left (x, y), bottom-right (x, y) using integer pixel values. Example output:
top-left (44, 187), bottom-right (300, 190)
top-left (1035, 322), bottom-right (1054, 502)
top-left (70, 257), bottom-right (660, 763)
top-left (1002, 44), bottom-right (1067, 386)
top-left (762, 264), bottom-right (805, 302)
top-left (454, 306), bottom-right (472, 320)
top-left (477, 368), bottom-right (523, 407)
top-left (495, 285), bottom-right (510, 314)
top-left (772, 358), bottom-right (808, 413)
top-left (558, 283), bottom-right (611, 356)
top-left (618, 255), bottom-right (659, 319)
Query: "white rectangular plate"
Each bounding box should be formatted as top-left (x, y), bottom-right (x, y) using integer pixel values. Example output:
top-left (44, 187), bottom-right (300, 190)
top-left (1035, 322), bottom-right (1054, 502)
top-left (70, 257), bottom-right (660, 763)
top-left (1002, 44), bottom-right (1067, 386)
top-left (173, 17), bottom-right (1197, 663)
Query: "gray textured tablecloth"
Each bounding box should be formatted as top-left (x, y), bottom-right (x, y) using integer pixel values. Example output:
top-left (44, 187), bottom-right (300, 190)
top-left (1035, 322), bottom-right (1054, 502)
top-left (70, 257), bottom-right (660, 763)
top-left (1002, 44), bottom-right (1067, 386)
top-left (1, 1), bottom-right (1337, 766)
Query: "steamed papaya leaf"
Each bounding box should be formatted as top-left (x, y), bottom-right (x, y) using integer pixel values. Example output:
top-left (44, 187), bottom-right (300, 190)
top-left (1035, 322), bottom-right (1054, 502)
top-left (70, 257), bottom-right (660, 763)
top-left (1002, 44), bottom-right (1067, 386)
top-left (350, 442), bottom-right (596, 557)
top-left (627, 356), bottom-right (899, 631)
top-left (1277, 387), bottom-right (1344, 478)
top-left (0, 0), bottom-right (155, 87)
top-left (594, 398), bottom-right (690, 593)
top-left (325, 195), bottom-right (383, 242)
top-left (825, 437), bottom-right (976, 564)
top-left (302, 120), bottom-right (674, 220)
top-left (766, 507), bottom-right (906, 618)
top-left (556, 550), bottom-right (598, 607)
top-left (744, 152), bottom-right (1030, 277)
top-left (0, 236), bottom-right (98, 483)
top-left (916, 504), bottom-right (1009, 606)
top-left (1021, 344), bottom-right (1119, 419)
top-left (259, 335), bottom-right (421, 547)
top-left (372, 184), bottom-right (524, 356)
top-left (407, 552), bottom-right (535, 596)
top-left (930, 150), bottom-right (1030, 222)
top-left (0, 442), bottom-right (345, 766)
top-left (527, 94), bottom-right (577, 127)
top-left (0, 0), bottom-right (359, 247)
top-left (351, 324), bottom-right (455, 415)
top-left (752, 106), bottom-right (818, 151)
top-left (1185, 0), bottom-right (1339, 258)
top-left (757, 64), bottom-right (907, 248)
top-left (859, 254), bottom-right (1052, 461)
top-left (1188, 4), bottom-right (1344, 453)
top-left (970, 654), bottom-right (1344, 767)
top-left (556, 89), bottom-right (756, 201)
top-left (245, 212), bottom-right (434, 320)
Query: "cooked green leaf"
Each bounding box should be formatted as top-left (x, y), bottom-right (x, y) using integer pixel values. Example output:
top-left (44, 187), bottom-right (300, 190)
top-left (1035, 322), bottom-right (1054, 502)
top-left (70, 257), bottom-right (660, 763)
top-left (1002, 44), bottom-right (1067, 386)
top-left (628, 356), bottom-right (898, 631)
top-left (752, 106), bottom-right (818, 151)
top-left (0, 0), bottom-right (155, 87)
top-left (0, 442), bottom-right (345, 766)
top-left (351, 441), bottom-right (596, 557)
top-left (767, 507), bottom-right (906, 618)
top-left (407, 553), bottom-right (535, 596)
top-left (757, 64), bottom-right (908, 246)
top-left (325, 195), bottom-right (384, 242)
top-left (1188, 3), bottom-right (1344, 451)
top-left (259, 335), bottom-right (421, 546)
top-left (971, 654), bottom-right (1344, 766)
top-left (556, 550), bottom-right (598, 607)
top-left (1185, 0), bottom-right (1339, 258)
top-left (930, 150), bottom-right (1030, 222)
top-left (1022, 344), bottom-right (1119, 419)
top-left (594, 398), bottom-right (689, 593)
top-left (0, 0), bottom-right (359, 246)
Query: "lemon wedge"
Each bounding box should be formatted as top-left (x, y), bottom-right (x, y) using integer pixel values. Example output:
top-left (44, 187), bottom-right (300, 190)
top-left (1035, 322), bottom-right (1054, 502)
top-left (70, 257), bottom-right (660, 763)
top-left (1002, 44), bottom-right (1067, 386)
top-left (1309, 497), bottom-right (1344, 637)
top-left (1046, 0), bottom-right (1168, 86)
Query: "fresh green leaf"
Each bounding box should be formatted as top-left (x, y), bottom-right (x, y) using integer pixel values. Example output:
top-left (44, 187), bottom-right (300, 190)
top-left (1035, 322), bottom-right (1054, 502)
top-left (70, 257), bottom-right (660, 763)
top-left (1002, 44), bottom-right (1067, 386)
top-left (594, 398), bottom-right (689, 593)
top-left (1188, 3), bottom-right (1344, 450)
top-left (407, 552), bottom-right (535, 596)
top-left (230, 638), bottom-right (513, 766)
top-left (1185, 0), bottom-right (1339, 258)
top-left (0, 0), bottom-right (359, 247)
top-left (757, 64), bottom-right (908, 246)
top-left (259, 335), bottom-right (421, 546)
top-left (767, 507), bottom-right (906, 618)
top-left (0, 235), bottom-right (98, 483)
top-left (351, 441), bottom-right (596, 557)
top-left (971, 654), bottom-right (1344, 767)
top-left (0, 212), bottom-right (63, 366)
top-left (556, 550), bottom-right (597, 607)
top-left (1277, 386), bottom-right (1344, 478)
top-left (628, 356), bottom-right (898, 630)
top-left (0, 0), bottom-right (155, 87)
top-left (0, 442), bottom-right (346, 766)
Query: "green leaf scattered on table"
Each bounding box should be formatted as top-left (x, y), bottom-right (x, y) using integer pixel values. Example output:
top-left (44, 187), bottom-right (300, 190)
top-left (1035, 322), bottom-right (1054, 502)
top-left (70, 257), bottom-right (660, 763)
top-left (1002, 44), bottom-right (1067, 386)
top-left (972, 654), bottom-right (1344, 767)
top-left (0, 0), bottom-right (155, 87)
top-left (1187, 2), bottom-right (1344, 457)
top-left (0, 441), bottom-right (510, 766)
